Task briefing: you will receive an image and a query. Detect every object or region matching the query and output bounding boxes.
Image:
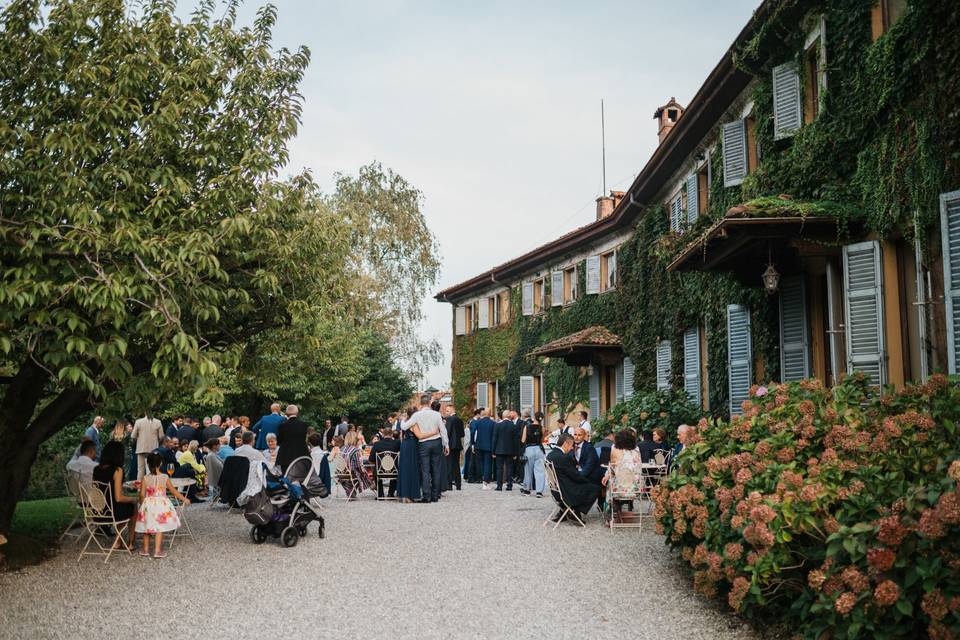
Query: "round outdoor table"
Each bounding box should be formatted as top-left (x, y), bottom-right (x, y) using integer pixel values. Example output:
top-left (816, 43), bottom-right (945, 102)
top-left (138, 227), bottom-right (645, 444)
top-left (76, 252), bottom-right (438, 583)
top-left (123, 477), bottom-right (196, 492)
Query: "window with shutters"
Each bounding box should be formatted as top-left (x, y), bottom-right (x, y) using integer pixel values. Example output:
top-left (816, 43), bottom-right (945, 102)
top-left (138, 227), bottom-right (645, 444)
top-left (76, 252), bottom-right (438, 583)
top-left (551, 271), bottom-right (564, 307)
top-left (464, 303), bottom-right (474, 334)
top-left (779, 276), bottom-right (811, 381)
top-left (615, 360), bottom-right (625, 405)
top-left (475, 382), bottom-right (488, 410)
top-left (588, 368), bottom-right (600, 420)
top-left (697, 162), bottom-right (709, 214)
top-left (722, 120), bottom-right (747, 187)
top-left (773, 62), bottom-right (802, 139)
top-left (454, 306), bottom-right (466, 336)
top-left (532, 278), bottom-right (545, 314)
top-left (586, 256), bottom-right (601, 295)
top-left (871, 0), bottom-right (907, 40)
top-left (683, 326), bottom-right (701, 406)
top-left (941, 190), bottom-right (960, 374)
top-left (727, 304), bottom-right (752, 416)
top-left (622, 357), bottom-right (635, 400)
top-left (477, 296), bottom-right (490, 330)
top-left (669, 191), bottom-right (683, 232)
top-left (521, 282), bottom-right (534, 316)
top-left (656, 340), bottom-right (672, 391)
top-left (499, 290), bottom-right (511, 325)
top-left (842, 241), bottom-right (886, 387)
top-left (685, 173), bottom-right (699, 224)
top-left (803, 17), bottom-right (827, 124)
top-left (519, 376), bottom-right (535, 414)
top-left (563, 266), bottom-right (578, 304)
top-left (600, 250), bottom-right (617, 291)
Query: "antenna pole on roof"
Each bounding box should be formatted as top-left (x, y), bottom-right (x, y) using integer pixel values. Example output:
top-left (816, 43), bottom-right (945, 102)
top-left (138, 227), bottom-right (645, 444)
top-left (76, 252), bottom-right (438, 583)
top-left (601, 99), bottom-right (607, 196)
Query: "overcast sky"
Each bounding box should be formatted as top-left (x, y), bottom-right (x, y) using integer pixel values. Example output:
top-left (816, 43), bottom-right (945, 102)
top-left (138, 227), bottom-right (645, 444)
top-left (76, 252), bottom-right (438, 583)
top-left (220, 0), bottom-right (761, 389)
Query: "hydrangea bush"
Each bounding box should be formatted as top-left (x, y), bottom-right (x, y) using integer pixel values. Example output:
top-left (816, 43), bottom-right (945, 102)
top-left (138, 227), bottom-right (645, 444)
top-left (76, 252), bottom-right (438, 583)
top-left (653, 373), bottom-right (960, 639)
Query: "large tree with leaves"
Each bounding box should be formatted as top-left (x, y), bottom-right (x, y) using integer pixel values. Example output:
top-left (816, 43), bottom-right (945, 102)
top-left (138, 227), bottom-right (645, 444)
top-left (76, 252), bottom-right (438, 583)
top-left (0, 0), bottom-right (342, 534)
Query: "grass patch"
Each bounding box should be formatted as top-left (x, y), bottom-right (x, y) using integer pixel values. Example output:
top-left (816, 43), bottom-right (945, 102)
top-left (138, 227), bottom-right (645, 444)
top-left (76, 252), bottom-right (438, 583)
top-left (1, 497), bottom-right (78, 571)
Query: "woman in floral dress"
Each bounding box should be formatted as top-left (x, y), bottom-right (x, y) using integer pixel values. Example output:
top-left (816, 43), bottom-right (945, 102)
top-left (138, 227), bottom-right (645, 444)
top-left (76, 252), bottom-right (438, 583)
top-left (136, 452), bottom-right (189, 558)
top-left (602, 429), bottom-right (644, 525)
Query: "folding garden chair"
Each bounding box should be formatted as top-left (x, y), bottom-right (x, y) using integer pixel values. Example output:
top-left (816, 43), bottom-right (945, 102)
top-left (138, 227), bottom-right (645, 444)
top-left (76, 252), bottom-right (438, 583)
top-left (59, 472), bottom-right (85, 544)
top-left (78, 482), bottom-right (131, 563)
top-left (331, 454), bottom-right (361, 500)
top-left (375, 451), bottom-right (399, 501)
top-left (542, 460), bottom-right (586, 530)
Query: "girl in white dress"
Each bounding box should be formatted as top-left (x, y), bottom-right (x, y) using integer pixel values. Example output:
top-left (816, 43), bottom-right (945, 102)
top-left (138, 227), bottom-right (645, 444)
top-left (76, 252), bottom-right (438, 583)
top-left (136, 452), bottom-right (190, 558)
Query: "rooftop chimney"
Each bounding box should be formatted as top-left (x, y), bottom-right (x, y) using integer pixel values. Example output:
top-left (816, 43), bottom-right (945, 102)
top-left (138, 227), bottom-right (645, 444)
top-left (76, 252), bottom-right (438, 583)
top-left (653, 97), bottom-right (685, 145)
top-left (595, 190), bottom-right (626, 221)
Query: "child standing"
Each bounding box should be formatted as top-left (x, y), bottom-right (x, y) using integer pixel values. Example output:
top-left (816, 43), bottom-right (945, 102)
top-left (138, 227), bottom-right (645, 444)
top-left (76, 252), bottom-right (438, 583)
top-left (136, 452), bottom-right (190, 558)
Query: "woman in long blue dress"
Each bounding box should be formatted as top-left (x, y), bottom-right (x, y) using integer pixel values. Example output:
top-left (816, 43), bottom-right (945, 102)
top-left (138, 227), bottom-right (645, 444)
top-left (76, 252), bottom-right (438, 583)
top-left (397, 406), bottom-right (421, 503)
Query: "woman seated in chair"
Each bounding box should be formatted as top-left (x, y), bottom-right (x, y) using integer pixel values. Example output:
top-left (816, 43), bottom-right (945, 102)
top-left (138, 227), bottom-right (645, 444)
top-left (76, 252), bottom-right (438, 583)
top-left (177, 441), bottom-right (206, 489)
top-left (601, 429), bottom-right (643, 523)
top-left (91, 440), bottom-right (138, 548)
top-left (340, 432), bottom-right (372, 497)
top-left (263, 433), bottom-right (280, 471)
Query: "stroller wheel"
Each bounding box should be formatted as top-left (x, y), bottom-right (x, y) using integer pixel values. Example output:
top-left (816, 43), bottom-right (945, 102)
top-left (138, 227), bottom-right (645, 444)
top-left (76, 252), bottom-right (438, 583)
top-left (318, 521), bottom-right (325, 539)
top-left (298, 526), bottom-right (307, 537)
top-left (281, 526), bottom-right (299, 548)
top-left (250, 526), bottom-right (268, 545)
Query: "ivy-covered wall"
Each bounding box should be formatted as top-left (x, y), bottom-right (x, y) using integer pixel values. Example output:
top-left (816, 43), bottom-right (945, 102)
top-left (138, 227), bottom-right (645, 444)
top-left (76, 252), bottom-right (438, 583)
top-left (450, 0), bottom-right (959, 420)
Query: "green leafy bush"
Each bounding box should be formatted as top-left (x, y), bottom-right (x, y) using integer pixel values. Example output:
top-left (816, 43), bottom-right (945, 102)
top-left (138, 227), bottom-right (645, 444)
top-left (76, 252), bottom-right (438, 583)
top-left (654, 374), bottom-right (960, 639)
top-left (592, 388), bottom-right (703, 442)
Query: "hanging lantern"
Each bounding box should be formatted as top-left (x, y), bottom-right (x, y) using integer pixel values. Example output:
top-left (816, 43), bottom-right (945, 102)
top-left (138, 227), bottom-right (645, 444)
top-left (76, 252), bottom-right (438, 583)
top-left (762, 263), bottom-right (780, 295)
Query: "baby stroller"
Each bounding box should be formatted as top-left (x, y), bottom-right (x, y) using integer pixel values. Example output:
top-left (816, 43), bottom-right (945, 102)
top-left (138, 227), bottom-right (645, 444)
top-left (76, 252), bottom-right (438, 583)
top-left (246, 456), bottom-right (327, 547)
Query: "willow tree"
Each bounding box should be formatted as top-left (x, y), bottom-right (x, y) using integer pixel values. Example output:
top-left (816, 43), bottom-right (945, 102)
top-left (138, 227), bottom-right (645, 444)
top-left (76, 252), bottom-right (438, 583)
top-left (0, 0), bottom-right (338, 533)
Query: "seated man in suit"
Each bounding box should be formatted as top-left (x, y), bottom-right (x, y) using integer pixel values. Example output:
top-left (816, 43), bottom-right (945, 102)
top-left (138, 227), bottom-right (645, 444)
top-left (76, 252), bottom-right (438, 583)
top-left (570, 428), bottom-right (603, 484)
top-left (546, 433), bottom-right (600, 522)
top-left (368, 427), bottom-right (401, 498)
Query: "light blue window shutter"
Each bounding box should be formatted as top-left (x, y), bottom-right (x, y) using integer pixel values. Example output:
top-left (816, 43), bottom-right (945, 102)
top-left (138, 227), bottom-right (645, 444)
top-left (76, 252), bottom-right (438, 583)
top-left (683, 326), bottom-right (701, 406)
top-left (615, 361), bottom-right (624, 404)
top-left (521, 282), bottom-right (534, 316)
top-left (773, 62), bottom-right (801, 139)
top-left (477, 298), bottom-right (489, 329)
top-left (586, 256), bottom-right (601, 294)
top-left (727, 304), bottom-right (752, 416)
top-left (455, 307), bottom-right (466, 336)
top-left (843, 241), bottom-right (886, 387)
top-left (940, 190), bottom-right (960, 373)
top-left (722, 120), bottom-right (747, 187)
top-left (551, 271), bottom-right (564, 307)
top-left (475, 382), bottom-right (488, 409)
top-left (779, 276), bottom-right (810, 381)
top-left (686, 173), bottom-right (699, 224)
top-left (519, 376), bottom-right (534, 414)
top-left (622, 357), bottom-right (634, 400)
top-left (670, 193), bottom-right (683, 232)
top-left (588, 369), bottom-right (600, 419)
top-left (656, 340), bottom-right (672, 390)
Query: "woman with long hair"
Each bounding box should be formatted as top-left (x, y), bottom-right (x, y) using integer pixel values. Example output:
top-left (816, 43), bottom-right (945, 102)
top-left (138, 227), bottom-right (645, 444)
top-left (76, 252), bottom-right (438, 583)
top-left (397, 406), bottom-right (421, 503)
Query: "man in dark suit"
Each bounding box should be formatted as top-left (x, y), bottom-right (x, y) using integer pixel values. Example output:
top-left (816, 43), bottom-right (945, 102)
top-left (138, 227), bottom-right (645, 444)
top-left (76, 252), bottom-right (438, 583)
top-left (637, 429), bottom-right (657, 462)
top-left (492, 410), bottom-right (518, 491)
top-left (474, 408), bottom-right (496, 488)
top-left (463, 409), bottom-right (481, 483)
top-left (546, 433), bottom-right (600, 521)
top-left (569, 427), bottom-right (603, 484)
top-left (276, 404), bottom-right (309, 472)
top-left (596, 431), bottom-right (615, 466)
top-left (176, 419), bottom-right (198, 448)
top-left (443, 406), bottom-right (465, 490)
top-left (368, 427), bottom-right (401, 498)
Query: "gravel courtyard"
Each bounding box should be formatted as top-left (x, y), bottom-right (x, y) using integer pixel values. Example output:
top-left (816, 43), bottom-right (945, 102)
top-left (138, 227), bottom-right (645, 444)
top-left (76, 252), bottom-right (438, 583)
top-left (0, 485), bottom-right (758, 640)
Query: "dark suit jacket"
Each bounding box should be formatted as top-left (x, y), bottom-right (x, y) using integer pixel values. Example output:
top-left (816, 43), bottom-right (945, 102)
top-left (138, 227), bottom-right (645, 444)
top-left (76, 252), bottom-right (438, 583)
top-left (152, 446), bottom-right (179, 470)
top-left (176, 425), bottom-right (198, 446)
top-left (276, 417), bottom-right (309, 470)
top-left (492, 420), bottom-right (518, 456)
top-left (569, 441), bottom-right (603, 484)
top-left (474, 417), bottom-right (496, 452)
top-left (597, 439), bottom-right (614, 466)
top-left (368, 438), bottom-right (401, 477)
top-left (547, 447), bottom-right (598, 511)
top-left (445, 415), bottom-right (465, 451)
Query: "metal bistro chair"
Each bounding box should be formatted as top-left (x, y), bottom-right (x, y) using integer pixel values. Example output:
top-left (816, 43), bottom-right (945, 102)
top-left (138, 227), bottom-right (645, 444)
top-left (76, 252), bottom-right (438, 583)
top-left (331, 454), bottom-right (362, 500)
top-left (78, 481), bottom-right (132, 563)
top-left (59, 472), bottom-right (85, 544)
top-left (542, 460), bottom-right (586, 530)
top-left (605, 465), bottom-right (643, 533)
top-left (375, 451), bottom-right (399, 501)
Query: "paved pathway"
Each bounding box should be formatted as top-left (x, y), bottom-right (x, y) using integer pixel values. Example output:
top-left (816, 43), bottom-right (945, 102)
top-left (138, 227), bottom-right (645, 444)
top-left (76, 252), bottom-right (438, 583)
top-left (0, 484), bottom-right (758, 640)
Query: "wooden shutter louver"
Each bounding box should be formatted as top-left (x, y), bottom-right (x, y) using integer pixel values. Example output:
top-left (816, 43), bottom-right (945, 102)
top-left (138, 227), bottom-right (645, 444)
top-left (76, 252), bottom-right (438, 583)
top-left (779, 276), bottom-right (811, 381)
top-left (842, 241), bottom-right (886, 387)
top-left (727, 304), bottom-right (752, 416)
top-left (521, 282), bottom-right (534, 316)
top-left (588, 369), bottom-right (600, 419)
top-left (455, 306), bottom-right (466, 335)
top-left (670, 193), bottom-right (683, 232)
top-left (686, 173), bottom-right (699, 224)
top-left (622, 357), bottom-right (635, 400)
top-left (941, 191), bottom-right (960, 373)
top-left (773, 62), bottom-right (802, 139)
top-left (551, 271), bottom-right (564, 307)
top-left (586, 256), bottom-right (601, 294)
top-left (477, 298), bottom-right (489, 329)
top-left (475, 382), bottom-right (488, 409)
top-left (519, 376), bottom-right (534, 413)
top-left (615, 361), bottom-right (624, 404)
top-left (656, 340), bottom-right (672, 391)
top-left (722, 120), bottom-right (747, 187)
top-left (683, 326), bottom-right (701, 406)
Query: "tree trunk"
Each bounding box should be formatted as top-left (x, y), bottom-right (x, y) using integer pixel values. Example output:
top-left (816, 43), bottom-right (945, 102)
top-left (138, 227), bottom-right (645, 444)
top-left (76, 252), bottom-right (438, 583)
top-left (0, 439), bottom-right (44, 536)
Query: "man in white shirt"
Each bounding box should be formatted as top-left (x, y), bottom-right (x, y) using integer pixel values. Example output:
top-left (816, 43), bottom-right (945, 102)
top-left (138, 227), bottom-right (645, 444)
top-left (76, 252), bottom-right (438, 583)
top-left (66, 440), bottom-right (98, 488)
top-left (578, 410), bottom-right (592, 436)
top-left (403, 394), bottom-right (446, 503)
top-left (547, 418), bottom-right (573, 447)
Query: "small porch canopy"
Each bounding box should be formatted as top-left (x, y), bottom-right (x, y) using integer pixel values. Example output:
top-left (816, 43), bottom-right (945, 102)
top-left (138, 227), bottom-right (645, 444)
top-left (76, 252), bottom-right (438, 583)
top-left (667, 196), bottom-right (861, 284)
top-left (529, 325), bottom-right (623, 367)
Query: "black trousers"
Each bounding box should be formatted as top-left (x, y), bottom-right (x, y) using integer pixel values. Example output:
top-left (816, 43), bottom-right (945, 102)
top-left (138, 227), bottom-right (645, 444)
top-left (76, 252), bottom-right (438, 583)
top-left (446, 449), bottom-right (462, 490)
top-left (495, 456), bottom-right (513, 489)
top-left (375, 475), bottom-right (397, 498)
